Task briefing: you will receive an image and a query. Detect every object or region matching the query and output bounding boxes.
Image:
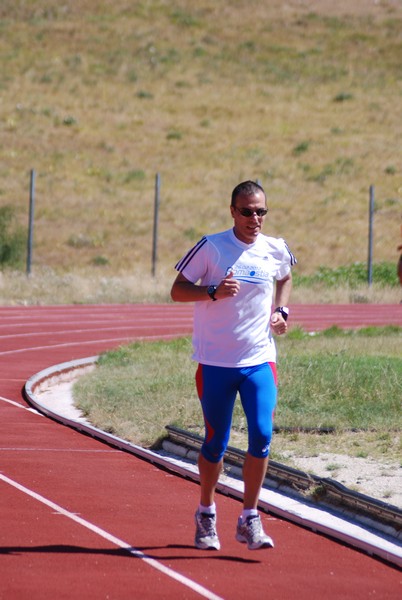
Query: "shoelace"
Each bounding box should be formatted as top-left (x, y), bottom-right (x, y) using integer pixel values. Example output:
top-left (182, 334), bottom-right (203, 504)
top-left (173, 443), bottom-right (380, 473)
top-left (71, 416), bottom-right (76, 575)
top-left (244, 516), bottom-right (262, 538)
top-left (199, 514), bottom-right (216, 536)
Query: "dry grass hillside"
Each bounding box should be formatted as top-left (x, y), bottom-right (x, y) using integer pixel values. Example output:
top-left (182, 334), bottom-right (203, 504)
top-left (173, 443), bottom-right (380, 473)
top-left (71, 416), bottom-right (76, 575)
top-left (1, 0), bottom-right (401, 281)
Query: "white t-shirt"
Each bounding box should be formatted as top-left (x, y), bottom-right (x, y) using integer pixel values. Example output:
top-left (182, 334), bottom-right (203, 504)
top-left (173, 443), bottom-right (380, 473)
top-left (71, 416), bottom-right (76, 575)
top-left (175, 228), bottom-right (296, 368)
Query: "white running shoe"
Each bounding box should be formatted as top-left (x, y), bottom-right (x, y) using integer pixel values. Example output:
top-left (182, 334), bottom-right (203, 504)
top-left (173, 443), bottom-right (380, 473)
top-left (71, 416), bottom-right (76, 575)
top-left (235, 515), bottom-right (274, 550)
top-left (194, 510), bottom-right (221, 550)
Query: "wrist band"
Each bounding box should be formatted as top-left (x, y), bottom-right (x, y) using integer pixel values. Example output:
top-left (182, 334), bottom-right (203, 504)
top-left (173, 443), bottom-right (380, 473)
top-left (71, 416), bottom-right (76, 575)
top-left (274, 306), bottom-right (289, 321)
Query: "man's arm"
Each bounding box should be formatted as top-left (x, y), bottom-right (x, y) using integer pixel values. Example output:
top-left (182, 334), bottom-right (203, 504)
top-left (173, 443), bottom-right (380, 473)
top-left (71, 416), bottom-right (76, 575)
top-left (170, 271), bottom-right (240, 303)
top-left (270, 272), bottom-right (292, 335)
top-left (170, 272), bottom-right (209, 302)
top-left (274, 272), bottom-right (292, 308)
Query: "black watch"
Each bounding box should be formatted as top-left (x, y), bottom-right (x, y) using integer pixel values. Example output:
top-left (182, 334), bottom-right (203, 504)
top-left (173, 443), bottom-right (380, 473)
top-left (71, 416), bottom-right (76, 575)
top-left (274, 306), bottom-right (289, 321)
top-left (207, 285), bottom-right (218, 301)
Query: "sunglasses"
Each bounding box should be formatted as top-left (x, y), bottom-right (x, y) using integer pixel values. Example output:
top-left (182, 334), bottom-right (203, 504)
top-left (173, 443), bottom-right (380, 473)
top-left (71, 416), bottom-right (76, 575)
top-left (234, 206), bottom-right (268, 217)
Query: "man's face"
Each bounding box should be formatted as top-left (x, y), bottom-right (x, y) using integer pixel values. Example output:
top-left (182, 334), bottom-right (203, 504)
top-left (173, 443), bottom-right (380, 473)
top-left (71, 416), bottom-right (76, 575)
top-left (230, 191), bottom-right (267, 244)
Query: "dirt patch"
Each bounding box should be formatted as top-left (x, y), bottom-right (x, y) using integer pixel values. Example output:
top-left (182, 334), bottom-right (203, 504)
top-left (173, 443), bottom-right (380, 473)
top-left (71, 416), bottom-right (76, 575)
top-left (283, 451), bottom-right (402, 508)
top-left (284, 0), bottom-right (401, 18)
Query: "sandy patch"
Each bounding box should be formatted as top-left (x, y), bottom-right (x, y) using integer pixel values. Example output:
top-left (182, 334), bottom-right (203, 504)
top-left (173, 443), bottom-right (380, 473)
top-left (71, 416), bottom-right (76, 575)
top-left (283, 451), bottom-right (402, 508)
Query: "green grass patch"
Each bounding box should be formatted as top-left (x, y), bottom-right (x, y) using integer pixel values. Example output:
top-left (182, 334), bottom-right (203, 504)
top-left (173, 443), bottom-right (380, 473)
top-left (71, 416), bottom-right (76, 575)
top-left (74, 337), bottom-right (200, 447)
top-left (74, 328), bottom-right (402, 453)
top-left (293, 262), bottom-right (399, 288)
top-left (0, 204), bottom-right (26, 268)
top-left (276, 352), bottom-right (401, 430)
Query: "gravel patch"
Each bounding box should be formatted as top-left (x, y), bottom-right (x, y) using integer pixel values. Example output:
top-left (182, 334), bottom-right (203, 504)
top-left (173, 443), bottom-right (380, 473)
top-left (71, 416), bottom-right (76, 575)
top-left (283, 452), bottom-right (402, 509)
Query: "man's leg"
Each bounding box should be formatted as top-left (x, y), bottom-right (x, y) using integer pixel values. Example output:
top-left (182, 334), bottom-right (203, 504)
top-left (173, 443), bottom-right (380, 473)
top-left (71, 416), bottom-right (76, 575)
top-left (239, 362), bottom-right (277, 509)
top-left (194, 364), bottom-right (236, 550)
top-left (236, 451), bottom-right (274, 549)
top-left (236, 363), bottom-right (276, 549)
top-left (242, 453), bottom-right (269, 509)
top-left (195, 363), bottom-right (237, 505)
top-left (198, 453), bottom-right (223, 506)
top-left (194, 454), bottom-right (223, 550)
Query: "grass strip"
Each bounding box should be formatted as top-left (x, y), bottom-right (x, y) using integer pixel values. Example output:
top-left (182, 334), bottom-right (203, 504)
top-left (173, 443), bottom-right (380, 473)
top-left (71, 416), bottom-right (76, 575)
top-left (74, 327), bottom-right (401, 463)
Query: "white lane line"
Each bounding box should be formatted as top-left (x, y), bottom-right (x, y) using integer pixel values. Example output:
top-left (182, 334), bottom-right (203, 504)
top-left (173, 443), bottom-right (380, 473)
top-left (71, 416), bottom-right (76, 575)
top-left (0, 333), bottom-right (190, 357)
top-left (0, 316), bottom-right (193, 330)
top-left (0, 322), bottom-right (193, 341)
top-left (0, 473), bottom-right (224, 600)
top-left (0, 395), bottom-right (43, 415)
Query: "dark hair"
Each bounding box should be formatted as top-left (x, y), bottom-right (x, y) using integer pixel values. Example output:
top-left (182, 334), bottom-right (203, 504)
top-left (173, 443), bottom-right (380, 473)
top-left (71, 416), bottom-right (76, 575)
top-left (231, 180), bottom-right (266, 206)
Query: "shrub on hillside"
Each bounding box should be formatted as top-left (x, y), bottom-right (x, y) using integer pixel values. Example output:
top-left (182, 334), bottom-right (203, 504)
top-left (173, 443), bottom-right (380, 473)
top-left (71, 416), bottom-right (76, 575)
top-left (0, 205), bottom-right (26, 268)
top-left (294, 262), bottom-right (399, 288)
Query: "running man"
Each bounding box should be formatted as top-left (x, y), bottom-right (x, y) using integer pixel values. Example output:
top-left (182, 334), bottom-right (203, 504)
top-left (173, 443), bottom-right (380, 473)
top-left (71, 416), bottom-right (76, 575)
top-left (171, 180), bottom-right (297, 550)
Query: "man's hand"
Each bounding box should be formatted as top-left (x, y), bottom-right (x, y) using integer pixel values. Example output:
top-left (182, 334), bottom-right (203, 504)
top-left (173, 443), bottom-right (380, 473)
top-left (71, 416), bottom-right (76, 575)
top-left (270, 311), bottom-right (288, 335)
top-left (216, 270), bottom-right (240, 299)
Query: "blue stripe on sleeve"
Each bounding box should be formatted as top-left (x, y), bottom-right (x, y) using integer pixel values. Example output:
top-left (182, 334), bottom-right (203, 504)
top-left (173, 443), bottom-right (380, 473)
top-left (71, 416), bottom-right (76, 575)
top-left (175, 237), bottom-right (208, 272)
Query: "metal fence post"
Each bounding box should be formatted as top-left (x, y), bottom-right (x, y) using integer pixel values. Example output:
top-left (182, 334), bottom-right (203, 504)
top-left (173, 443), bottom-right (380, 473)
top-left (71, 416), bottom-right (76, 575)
top-left (367, 185), bottom-right (374, 286)
top-left (152, 173), bottom-right (161, 277)
top-left (26, 169), bottom-right (35, 276)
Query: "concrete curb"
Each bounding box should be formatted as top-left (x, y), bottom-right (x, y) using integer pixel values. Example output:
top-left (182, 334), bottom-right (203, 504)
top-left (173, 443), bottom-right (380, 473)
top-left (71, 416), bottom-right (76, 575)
top-left (24, 357), bottom-right (402, 569)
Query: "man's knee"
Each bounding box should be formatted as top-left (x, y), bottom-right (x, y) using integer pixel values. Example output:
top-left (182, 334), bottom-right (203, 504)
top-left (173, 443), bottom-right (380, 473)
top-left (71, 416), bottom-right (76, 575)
top-left (201, 439), bottom-right (227, 463)
top-left (248, 431), bottom-right (272, 458)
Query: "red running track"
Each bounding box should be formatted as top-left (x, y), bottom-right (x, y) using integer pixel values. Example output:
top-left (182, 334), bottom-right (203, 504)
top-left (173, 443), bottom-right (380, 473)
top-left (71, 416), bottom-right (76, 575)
top-left (1, 304), bottom-right (401, 600)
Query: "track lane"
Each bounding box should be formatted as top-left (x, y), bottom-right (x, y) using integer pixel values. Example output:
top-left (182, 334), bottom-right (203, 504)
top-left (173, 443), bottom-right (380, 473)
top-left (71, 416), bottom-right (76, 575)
top-left (1, 304), bottom-right (401, 599)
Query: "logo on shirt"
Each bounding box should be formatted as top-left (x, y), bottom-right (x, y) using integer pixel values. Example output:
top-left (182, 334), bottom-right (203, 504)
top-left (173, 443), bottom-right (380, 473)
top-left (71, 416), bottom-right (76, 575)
top-left (227, 265), bottom-right (270, 284)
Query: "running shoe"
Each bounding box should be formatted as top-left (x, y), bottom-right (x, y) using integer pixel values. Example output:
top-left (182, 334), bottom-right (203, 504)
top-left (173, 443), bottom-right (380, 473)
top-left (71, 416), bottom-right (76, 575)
top-left (194, 510), bottom-right (221, 550)
top-left (235, 515), bottom-right (274, 550)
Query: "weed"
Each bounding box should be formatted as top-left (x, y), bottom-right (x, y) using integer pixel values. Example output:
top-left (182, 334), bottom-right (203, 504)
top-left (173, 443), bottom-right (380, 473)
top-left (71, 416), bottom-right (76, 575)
top-left (166, 130), bottom-right (183, 140)
top-left (0, 205), bottom-right (26, 268)
top-left (326, 463), bottom-right (342, 472)
top-left (355, 450), bottom-right (369, 458)
top-left (385, 165), bottom-right (396, 175)
top-left (308, 484), bottom-right (327, 501)
top-left (334, 92), bottom-right (354, 102)
top-left (62, 115), bottom-right (77, 126)
top-left (92, 255), bottom-right (109, 266)
top-left (136, 90), bottom-right (153, 99)
top-left (292, 141), bottom-right (310, 156)
top-left (123, 169), bottom-right (146, 183)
